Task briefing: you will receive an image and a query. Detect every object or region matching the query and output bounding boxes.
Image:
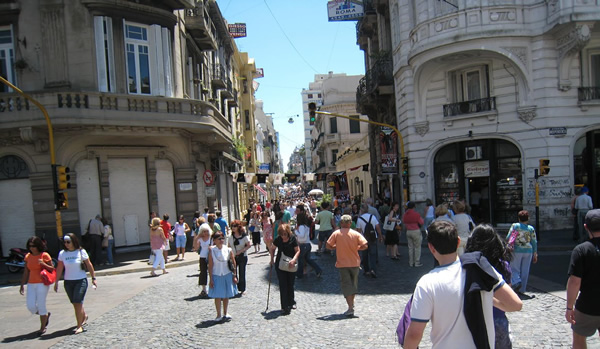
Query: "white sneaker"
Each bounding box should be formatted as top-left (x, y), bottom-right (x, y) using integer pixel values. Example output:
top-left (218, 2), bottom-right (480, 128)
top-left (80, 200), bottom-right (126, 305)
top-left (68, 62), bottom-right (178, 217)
top-left (223, 314), bottom-right (232, 321)
top-left (214, 316), bottom-right (223, 322)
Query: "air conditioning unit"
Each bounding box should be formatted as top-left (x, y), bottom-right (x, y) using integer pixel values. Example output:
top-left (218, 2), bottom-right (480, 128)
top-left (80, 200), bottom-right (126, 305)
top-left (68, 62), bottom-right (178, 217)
top-left (465, 146), bottom-right (482, 160)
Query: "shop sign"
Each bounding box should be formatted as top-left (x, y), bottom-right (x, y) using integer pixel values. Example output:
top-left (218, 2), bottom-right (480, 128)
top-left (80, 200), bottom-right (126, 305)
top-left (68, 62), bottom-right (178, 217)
top-left (258, 163), bottom-right (270, 174)
top-left (327, 0), bottom-right (364, 21)
top-left (464, 161), bottom-right (490, 178)
top-left (228, 23), bottom-right (247, 38)
top-left (549, 127), bottom-right (567, 136)
top-left (179, 183), bottom-right (193, 191)
top-left (205, 186), bottom-right (216, 197)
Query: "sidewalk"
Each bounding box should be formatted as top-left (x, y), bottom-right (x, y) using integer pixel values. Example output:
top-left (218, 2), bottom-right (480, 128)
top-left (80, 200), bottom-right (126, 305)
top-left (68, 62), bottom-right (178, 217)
top-left (0, 247), bottom-right (197, 286)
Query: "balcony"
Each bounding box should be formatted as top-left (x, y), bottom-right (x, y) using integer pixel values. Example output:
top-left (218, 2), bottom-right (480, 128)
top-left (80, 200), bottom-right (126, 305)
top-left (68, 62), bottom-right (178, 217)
top-left (212, 65), bottom-right (228, 89)
top-left (443, 97), bottom-right (496, 117)
top-left (220, 79), bottom-right (234, 99)
top-left (355, 1), bottom-right (377, 50)
top-left (185, 4), bottom-right (218, 51)
top-left (356, 54), bottom-right (393, 115)
top-left (578, 87), bottom-right (600, 102)
top-left (226, 89), bottom-right (239, 107)
top-left (0, 91), bottom-right (232, 143)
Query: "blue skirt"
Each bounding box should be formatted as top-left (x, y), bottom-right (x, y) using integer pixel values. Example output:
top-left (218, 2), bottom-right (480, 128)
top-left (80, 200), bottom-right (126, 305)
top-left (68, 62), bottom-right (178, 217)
top-left (208, 273), bottom-right (238, 299)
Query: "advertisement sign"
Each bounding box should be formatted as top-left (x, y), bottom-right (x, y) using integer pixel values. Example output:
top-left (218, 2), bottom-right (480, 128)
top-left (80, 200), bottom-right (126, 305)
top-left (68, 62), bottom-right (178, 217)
top-left (254, 68), bottom-right (264, 79)
top-left (380, 127), bottom-right (398, 174)
top-left (464, 161), bottom-right (490, 178)
top-left (258, 163), bottom-right (270, 174)
top-left (228, 23), bottom-right (247, 38)
top-left (327, 0), bottom-right (364, 22)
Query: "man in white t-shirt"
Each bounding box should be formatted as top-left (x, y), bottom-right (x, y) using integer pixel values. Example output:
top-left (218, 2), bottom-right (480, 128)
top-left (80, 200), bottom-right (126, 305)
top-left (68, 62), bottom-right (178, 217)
top-left (404, 220), bottom-right (522, 349)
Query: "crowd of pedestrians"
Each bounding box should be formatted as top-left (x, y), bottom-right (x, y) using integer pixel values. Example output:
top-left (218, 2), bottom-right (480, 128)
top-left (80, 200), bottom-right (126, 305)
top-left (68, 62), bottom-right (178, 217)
top-left (15, 191), bottom-right (600, 348)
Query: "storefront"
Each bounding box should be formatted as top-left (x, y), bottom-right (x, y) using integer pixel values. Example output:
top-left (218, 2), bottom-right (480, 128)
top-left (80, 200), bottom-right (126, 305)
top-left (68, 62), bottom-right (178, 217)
top-left (434, 139), bottom-right (523, 226)
top-left (574, 130), bottom-right (600, 206)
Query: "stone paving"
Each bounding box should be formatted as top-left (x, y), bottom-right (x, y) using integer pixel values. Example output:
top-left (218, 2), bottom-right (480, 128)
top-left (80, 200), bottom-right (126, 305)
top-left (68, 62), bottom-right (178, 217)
top-left (3, 241), bottom-right (600, 348)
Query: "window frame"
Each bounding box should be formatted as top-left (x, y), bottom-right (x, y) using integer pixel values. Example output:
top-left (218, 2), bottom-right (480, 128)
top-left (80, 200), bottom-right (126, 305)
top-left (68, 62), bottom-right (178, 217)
top-left (0, 25), bottom-right (16, 93)
top-left (450, 65), bottom-right (488, 103)
top-left (124, 22), bottom-right (152, 95)
top-left (329, 117), bottom-right (338, 134)
top-left (349, 116), bottom-right (361, 134)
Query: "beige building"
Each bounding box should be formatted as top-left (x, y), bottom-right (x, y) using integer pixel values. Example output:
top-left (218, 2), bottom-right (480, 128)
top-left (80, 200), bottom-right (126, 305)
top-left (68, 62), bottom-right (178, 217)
top-left (309, 73), bottom-right (372, 199)
top-left (0, 0), bottom-right (259, 254)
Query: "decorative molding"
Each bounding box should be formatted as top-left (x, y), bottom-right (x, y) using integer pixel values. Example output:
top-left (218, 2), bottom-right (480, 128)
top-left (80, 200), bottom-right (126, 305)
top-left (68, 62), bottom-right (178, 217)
top-left (547, 0), bottom-right (559, 16)
top-left (414, 121), bottom-right (429, 137)
top-left (501, 46), bottom-right (528, 69)
top-left (434, 16), bottom-right (459, 33)
top-left (19, 127), bottom-right (37, 143)
top-left (517, 105), bottom-right (537, 123)
top-left (489, 10), bottom-right (516, 22)
top-left (556, 23), bottom-right (593, 91)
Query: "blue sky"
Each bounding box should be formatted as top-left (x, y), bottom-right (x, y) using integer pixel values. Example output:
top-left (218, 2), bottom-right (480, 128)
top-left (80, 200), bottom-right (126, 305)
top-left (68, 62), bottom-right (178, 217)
top-left (216, 0), bottom-right (365, 171)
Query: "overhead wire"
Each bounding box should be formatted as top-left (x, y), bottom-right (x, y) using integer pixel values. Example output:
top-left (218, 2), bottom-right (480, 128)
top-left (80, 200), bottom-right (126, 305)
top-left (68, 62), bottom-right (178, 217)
top-left (262, 0), bottom-right (320, 73)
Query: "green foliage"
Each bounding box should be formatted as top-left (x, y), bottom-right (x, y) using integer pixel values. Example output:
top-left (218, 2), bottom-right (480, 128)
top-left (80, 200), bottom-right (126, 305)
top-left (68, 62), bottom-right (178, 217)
top-left (232, 137), bottom-right (246, 160)
top-left (316, 193), bottom-right (332, 208)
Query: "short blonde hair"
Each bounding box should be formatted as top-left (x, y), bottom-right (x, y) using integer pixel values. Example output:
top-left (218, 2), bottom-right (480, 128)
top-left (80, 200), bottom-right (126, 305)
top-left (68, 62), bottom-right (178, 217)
top-left (435, 204), bottom-right (448, 217)
top-left (150, 217), bottom-right (161, 228)
top-left (340, 214), bottom-right (353, 225)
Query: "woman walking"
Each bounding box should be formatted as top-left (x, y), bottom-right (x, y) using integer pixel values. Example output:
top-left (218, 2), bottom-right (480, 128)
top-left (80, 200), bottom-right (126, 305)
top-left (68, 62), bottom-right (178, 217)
top-left (269, 223), bottom-right (300, 315)
top-left (452, 200), bottom-right (475, 255)
top-left (466, 224), bottom-right (517, 348)
top-left (506, 210), bottom-right (538, 297)
top-left (423, 198), bottom-right (435, 228)
top-left (249, 212), bottom-right (262, 253)
top-left (228, 221), bottom-right (251, 296)
top-left (20, 236), bottom-right (54, 335)
top-left (54, 233), bottom-right (97, 334)
top-left (102, 218), bottom-right (114, 265)
top-left (193, 223), bottom-right (212, 298)
top-left (384, 202), bottom-right (402, 259)
top-left (208, 232), bottom-right (238, 321)
top-left (149, 217), bottom-right (168, 276)
top-left (295, 206), bottom-right (322, 279)
top-left (261, 211), bottom-right (274, 251)
top-left (173, 215), bottom-right (191, 261)
top-left (402, 201), bottom-right (424, 267)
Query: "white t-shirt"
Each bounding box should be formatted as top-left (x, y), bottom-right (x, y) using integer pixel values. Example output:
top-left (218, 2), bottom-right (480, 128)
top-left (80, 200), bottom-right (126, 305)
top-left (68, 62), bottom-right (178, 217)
top-left (58, 249), bottom-right (89, 280)
top-left (295, 225), bottom-right (310, 244)
top-left (356, 213), bottom-right (380, 238)
top-left (410, 260), bottom-right (503, 349)
top-left (198, 237), bottom-right (212, 258)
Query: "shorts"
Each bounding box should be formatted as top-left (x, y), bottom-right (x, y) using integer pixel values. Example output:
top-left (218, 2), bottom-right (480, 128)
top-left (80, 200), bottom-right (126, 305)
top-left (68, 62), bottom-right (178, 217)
top-left (318, 229), bottom-right (333, 243)
top-left (338, 267), bottom-right (359, 297)
top-left (64, 278), bottom-right (88, 304)
top-left (175, 234), bottom-right (186, 248)
top-left (572, 309), bottom-right (600, 337)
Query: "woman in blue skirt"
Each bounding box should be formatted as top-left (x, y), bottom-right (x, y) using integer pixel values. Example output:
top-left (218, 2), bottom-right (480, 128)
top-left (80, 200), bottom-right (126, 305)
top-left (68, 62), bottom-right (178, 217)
top-left (208, 231), bottom-right (238, 322)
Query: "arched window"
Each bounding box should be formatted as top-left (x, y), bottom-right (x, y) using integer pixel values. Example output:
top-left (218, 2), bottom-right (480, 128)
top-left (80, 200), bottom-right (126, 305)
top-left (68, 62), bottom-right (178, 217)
top-left (0, 155), bottom-right (29, 180)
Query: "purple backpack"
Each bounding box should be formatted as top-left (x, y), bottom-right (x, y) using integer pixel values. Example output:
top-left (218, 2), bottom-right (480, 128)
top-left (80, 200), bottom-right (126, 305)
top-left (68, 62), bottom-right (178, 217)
top-left (396, 295), bottom-right (413, 346)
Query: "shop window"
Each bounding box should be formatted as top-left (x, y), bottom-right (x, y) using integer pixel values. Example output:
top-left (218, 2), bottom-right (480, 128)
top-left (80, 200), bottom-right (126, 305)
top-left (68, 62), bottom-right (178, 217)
top-left (0, 26), bottom-right (16, 93)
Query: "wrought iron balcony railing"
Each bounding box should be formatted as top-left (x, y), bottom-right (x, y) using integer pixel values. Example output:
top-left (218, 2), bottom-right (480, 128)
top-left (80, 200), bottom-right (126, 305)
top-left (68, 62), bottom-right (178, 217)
top-left (578, 87), bottom-right (600, 102)
top-left (443, 96), bottom-right (496, 117)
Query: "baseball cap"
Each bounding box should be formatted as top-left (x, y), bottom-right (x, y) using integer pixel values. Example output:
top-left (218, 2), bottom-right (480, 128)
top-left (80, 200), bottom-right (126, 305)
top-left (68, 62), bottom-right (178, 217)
top-left (585, 209), bottom-right (600, 232)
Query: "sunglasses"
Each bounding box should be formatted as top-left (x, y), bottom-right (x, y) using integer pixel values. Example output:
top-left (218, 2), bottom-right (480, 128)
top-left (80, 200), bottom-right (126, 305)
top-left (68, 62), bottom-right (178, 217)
top-left (28, 245), bottom-right (36, 248)
top-left (64, 240), bottom-right (72, 244)
top-left (217, 237), bottom-right (225, 240)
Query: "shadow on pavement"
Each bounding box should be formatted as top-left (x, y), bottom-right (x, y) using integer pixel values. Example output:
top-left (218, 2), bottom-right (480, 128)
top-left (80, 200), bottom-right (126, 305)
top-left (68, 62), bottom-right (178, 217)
top-left (38, 327), bottom-right (78, 340)
top-left (195, 320), bottom-right (224, 329)
top-left (261, 310), bottom-right (282, 320)
top-left (186, 273), bottom-right (199, 278)
top-left (2, 330), bottom-right (40, 343)
top-left (184, 295), bottom-right (203, 302)
top-left (316, 314), bottom-right (356, 321)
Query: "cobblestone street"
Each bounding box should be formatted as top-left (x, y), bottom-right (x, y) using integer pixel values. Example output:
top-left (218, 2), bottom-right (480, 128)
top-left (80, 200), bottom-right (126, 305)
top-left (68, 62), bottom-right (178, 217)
top-left (2, 242), bottom-right (599, 348)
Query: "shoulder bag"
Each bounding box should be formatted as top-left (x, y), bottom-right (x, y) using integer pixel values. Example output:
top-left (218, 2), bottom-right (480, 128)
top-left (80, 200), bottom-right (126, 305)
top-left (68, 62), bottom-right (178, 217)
top-left (383, 216), bottom-right (396, 231)
top-left (278, 254), bottom-right (298, 273)
top-left (40, 253), bottom-right (56, 286)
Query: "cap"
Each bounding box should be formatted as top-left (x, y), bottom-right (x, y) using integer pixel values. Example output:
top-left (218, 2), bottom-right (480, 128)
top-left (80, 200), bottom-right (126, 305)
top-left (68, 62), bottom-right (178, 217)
top-left (585, 209), bottom-right (600, 232)
top-left (581, 186), bottom-right (589, 193)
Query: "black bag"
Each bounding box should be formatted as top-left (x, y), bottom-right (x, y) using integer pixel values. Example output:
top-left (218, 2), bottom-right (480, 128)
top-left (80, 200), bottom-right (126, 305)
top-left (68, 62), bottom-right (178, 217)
top-left (360, 215), bottom-right (377, 242)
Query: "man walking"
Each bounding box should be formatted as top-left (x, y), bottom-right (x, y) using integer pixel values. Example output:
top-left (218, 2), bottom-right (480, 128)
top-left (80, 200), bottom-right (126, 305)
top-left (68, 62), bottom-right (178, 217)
top-left (404, 220), bottom-right (522, 349)
top-left (574, 187), bottom-right (594, 242)
top-left (356, 203), bottom-right (383, 277)
top-left (88, 214), bottom-right (104, 266)
top-left (326, 215), bottom-right (368, 317)
top-left (566, 209), bottom-right (600, 349)
top-left (214, 210), bottom-right (230, 236)
top-left (315, 201), bottom-right (335, 254)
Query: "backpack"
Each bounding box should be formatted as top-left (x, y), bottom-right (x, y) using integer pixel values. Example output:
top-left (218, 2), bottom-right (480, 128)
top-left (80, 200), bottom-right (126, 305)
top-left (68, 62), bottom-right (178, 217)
top-left (360, 215), bottom-right (377, 242)
top-left (396, 295), bottom-right (414, 347)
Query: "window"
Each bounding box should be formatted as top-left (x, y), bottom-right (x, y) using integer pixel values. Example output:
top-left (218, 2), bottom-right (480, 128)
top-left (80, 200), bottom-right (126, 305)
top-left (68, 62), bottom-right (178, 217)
top-left (245, 110), bottom-right (250, 130)
top-left (349, 117), bottom-right (360, 133)
top-left (125, 24), bottom-right (151, 94)
top-left (94, 18), bottom-right (173, 96)
top-left (0, 26), bottom-right (15, 92)
top-left (590, 52), bottom-right (600, 87)
top-left (450, 65), bottom-right (488, 102)
top-left (318, 93), bottom-right (322, 98)
top-left (308, 93), bottom-right (313, 98)
top-left (331, 149), bottom-right (338, 166)
top-left (330, 117), bottom-right (337, 134)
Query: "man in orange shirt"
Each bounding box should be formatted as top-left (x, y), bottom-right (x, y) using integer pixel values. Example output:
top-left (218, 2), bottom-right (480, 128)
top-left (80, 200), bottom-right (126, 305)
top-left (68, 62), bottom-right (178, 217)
top-left (326, 214), bottom-right (369, 317)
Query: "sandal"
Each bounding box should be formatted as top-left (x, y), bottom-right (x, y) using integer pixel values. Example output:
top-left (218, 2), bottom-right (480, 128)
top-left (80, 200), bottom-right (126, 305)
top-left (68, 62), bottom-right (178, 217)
top-left (162, 270), bottom-right (169, 274)
top-left (150, 271), bottom-right (158, 277)
top-left (82, 314), bottom-right (89, 327)
top-left (73, 327), bottom-right (85, 334)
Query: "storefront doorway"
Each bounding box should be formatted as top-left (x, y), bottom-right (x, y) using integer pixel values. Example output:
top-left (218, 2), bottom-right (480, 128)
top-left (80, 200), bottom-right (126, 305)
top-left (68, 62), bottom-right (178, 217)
top-left (434, 139), bottom-right (522, 226)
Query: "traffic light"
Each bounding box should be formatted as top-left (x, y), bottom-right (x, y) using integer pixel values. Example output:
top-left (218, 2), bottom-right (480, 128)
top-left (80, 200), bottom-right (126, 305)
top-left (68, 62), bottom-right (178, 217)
top-left (56, 166), bottom-right (71, 190)
top-left (401, 157), bottom-right (408, 176)
top-left (308, 102), bottom-right (316, 126)
top-left (539, 158), bottom-right (550, 176)
top-left (57, 192), bottom-right (68, 210)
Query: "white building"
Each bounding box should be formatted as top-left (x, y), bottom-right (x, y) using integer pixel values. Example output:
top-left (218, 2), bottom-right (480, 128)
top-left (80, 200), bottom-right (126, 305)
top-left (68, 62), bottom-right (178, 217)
top-left (360, 0), bottom-right (600, 230)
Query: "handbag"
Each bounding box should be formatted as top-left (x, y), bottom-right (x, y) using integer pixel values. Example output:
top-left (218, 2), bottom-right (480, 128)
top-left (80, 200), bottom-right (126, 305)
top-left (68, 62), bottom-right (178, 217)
top-left (383, 216), bottom-right (396, 231)
top-left (40, 268), bottom-right (57, 286)
top-left (278, 255), bottom-right (298, 273)
top-left (79, 249), bottom-right (88, 271)
top-left (102, 236), bottom-right (109, 248)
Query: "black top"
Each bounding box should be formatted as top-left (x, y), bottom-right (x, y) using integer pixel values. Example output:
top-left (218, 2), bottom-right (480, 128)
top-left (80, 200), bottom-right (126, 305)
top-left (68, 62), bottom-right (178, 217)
top-left (273, 235), bottom-right (298, 267)
top-left (568, 237), bottom-right (600, 315)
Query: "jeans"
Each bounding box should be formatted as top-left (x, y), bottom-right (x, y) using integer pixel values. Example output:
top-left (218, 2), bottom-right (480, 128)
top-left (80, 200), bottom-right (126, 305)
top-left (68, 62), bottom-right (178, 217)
top-left (276, 268), bottom-right (296, 311)
top-left (235, 255), bottom-right (248, 293)
top-left (510, 252), bottom-right (533, 292)
top-left (361, 242), bottom-right (378, 273)
top-left (406, 229), bottom-right (422, 266)
top-left (296, 243), bottom-right (322, 278)
top-left (106, 239), bottom-right (114, 264)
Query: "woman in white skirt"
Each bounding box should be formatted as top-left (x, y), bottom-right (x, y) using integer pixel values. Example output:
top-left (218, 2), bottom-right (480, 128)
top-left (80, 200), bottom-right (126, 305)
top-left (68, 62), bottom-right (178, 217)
top-left (208, 231), bottom-right (238, 322)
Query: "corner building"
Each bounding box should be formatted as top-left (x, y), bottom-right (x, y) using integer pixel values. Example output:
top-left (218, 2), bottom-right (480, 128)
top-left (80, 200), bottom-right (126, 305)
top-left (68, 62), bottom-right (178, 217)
top-left (0, 0), bottom-right (248, 255)
top-left (385, 0), bottom-right (600, 230)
